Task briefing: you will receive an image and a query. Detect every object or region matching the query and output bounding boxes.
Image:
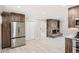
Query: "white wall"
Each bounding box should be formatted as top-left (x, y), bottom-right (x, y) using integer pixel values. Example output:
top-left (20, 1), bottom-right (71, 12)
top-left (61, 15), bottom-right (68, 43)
top-left (0, 6), bottom-right (3, 53)
top-left (0, 15), bottom-right (2, 52)
top-left (25, 20), bottom-right (38, 40)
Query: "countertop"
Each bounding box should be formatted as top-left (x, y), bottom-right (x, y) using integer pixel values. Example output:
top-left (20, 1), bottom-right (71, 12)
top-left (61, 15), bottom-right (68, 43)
top-left (65, 36), bottom-right (77, 40)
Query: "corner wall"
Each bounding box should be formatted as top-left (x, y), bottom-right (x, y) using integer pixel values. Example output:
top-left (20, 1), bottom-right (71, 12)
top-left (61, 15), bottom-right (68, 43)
top-left (0, 6), bottom-right (4, 53)
top-left (0, 15), bottom-right (2, 53)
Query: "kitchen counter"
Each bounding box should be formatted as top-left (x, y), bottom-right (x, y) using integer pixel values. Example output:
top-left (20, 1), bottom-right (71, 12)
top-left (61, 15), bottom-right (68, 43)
top-left (65, 36), bottom-right (77, 40)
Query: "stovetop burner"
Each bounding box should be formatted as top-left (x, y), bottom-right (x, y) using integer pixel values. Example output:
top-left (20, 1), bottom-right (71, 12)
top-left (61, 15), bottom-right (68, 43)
top-left (75, 32), bottom-right (79, 38)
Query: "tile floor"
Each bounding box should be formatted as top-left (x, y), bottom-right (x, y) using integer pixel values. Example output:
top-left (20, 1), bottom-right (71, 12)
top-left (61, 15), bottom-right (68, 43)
top-left (2, 37), bottom-right (65, 53)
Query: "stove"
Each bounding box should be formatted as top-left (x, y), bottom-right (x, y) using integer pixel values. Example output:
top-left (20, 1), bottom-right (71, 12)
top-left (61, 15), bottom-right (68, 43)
top-left (76, 39), bottom-right (79, 53)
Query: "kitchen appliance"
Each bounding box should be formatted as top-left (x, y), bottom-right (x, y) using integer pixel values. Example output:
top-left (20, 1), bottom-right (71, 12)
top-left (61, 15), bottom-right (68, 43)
top-left (75, 18), bottom-right (79, 52)
top-left (75, 18), bottom-right (79, 27)
top-left (76, 39), bottom-right (79, 53)
top-left (75, 32), bottom-right (79, 53)
top-left (11, 22), bottom-right (25, 48)
top-left (75, 32), bottom-right (79, 38)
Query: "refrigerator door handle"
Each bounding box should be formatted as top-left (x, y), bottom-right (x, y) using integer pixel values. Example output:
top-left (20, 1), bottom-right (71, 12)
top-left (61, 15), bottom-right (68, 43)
top-left (18, 27), bottom-right (20, 34)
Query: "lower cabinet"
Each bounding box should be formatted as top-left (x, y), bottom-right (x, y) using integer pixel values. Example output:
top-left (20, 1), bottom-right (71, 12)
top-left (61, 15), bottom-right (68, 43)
top-left (65, 37), bottom-right (76, 53)
top-left (65, 38), bottom-right (73, 53)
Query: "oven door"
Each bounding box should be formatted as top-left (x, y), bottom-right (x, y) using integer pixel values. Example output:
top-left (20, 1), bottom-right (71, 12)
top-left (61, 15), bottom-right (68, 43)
top-left (76, 20), bottom-right (79, 27)
top-left (76, 39), bottom-right (79, 53)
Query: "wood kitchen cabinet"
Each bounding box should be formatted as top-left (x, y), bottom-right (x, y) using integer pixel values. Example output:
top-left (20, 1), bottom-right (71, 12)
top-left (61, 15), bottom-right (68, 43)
top-left (65, 38), bottom-right (73, 53)
top-left (1, 13), bottom-right (11, 49)
top-left (68, 5), bottom-right (79, 28)
top-left (11, 13), bottom-right (25, 22)
top-left (65, 37), bottom-right (76, 53)
top-left (1, 12), bottom-right (25, 49)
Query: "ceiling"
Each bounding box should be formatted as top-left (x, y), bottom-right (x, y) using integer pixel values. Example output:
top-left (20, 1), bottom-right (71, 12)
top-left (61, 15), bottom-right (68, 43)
top-left (0, 5), bottom-right (75, 20)
top-left (1, 5), bottom-right (74, 13)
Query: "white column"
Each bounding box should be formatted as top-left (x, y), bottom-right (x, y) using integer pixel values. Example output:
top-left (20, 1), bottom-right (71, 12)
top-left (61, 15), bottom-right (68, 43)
top-left (0, 15), bottom-right (2, 53)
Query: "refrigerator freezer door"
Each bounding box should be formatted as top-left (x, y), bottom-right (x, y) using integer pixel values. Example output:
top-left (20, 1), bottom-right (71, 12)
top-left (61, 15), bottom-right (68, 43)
top-left (11, 37), bottom-right (25, 48)
top-left (11, 22), bottom-right (25, 38)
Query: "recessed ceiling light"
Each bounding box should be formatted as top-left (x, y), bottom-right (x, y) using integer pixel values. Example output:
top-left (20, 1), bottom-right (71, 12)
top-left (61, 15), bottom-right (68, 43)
top-left (17, 6), bottom-right (21, 8)
top-left (62, 5), bottom-right (66, 7)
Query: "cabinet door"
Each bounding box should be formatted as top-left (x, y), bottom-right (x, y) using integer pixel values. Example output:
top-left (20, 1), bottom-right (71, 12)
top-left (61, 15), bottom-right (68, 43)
top-left (68, 7), bottom-right (77, 28)
top-left (65, 38), bottom-right (73, 53)
top-left (2, 22), bottom-right (11, 48)
top-left (11, 14), bottom-right (25, 22)
top-left (20, 15), bottom-right (25, 22)
top-left (2, 14), bottom-right (11, 49)
top-left (11, 14), bottom-right (20, 22)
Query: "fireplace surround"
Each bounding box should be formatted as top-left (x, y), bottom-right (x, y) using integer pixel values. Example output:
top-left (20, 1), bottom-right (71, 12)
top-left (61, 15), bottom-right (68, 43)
top-left (47, 19), bottom-right (62, 38)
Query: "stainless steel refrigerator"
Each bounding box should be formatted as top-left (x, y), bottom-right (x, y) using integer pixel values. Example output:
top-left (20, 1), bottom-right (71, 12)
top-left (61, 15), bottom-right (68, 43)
top-left (11, 22), bottom-right (25, 48)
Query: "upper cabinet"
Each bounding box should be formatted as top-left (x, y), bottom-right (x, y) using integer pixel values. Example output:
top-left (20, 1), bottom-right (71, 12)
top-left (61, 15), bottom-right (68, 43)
top-left (11, 13), bottom-right (25, 22)
top-left (68, 6), bottom-right (79, 28)
top-left (1, 12), bottom-right (25, 22)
